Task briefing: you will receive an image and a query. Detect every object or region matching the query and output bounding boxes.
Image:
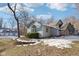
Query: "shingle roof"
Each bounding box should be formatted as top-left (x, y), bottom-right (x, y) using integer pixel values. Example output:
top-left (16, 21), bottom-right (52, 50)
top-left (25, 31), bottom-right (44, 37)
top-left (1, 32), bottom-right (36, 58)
top-left (60, 23), bottom-right (68, 30)
top-left (27, 20), bottom-right (43, 28)
top-left (27, 20), bottom-right (60, 30)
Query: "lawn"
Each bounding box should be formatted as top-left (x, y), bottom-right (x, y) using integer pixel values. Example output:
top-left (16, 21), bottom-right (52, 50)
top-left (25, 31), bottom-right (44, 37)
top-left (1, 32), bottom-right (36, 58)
top-left (0, 39), bottom-right (16, 55)
top-left (0, 39), bottom-right (79, 56)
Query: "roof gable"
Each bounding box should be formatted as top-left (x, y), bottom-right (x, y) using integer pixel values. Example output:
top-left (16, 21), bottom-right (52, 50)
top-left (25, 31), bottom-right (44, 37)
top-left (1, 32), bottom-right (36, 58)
top-left (61, 22), bottom-right (75, 30)
top-left (27, 20), bottom-right (42, 28)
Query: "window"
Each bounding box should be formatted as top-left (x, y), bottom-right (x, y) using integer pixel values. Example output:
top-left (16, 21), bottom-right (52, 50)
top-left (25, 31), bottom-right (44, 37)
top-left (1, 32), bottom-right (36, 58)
top-left (31, 25), bottom-right (37, 32)
top-left (37, 26), bottom-right (42, 31)
top-left (46, 27), bottom-right (49, 32)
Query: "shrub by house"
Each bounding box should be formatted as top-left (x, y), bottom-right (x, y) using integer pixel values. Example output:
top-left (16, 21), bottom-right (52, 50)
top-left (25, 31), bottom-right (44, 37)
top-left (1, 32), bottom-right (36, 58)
top-left (27, 32), bottom-right (39, 38)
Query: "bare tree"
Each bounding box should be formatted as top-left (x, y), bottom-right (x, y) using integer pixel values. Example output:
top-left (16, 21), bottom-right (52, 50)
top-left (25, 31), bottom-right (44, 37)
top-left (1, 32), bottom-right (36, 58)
top-left (17, 5), bottom-right (29, 36)
top-left (3, 22), bottom-right (7, 28)
top-left (75, 3), bottom-right (79, 10)
top-left (67, 22), bottom-right (75, 35)
top-left (9, 17), bottom-right (16, 30)
top-left (18, 7), bottom-right (29, 26)
top-left (46, 17), bottom-right (54, 24)
top-left (17, 5), bottom-right (36, 36)
top-left (7, 3), bottom-right (20, 38)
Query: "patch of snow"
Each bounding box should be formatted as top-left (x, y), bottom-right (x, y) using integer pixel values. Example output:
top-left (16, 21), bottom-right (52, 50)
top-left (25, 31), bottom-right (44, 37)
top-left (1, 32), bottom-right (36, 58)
top-left (40, 39), bottom-right (73, 49)
top-left (16, 45), bottom-right (22, 47)
top-left (23, 45), bottom-right (28, 46)
top-left (16, 38), bottom-right (74, 49)
top-left (17, 38), bottom-right (28, 42)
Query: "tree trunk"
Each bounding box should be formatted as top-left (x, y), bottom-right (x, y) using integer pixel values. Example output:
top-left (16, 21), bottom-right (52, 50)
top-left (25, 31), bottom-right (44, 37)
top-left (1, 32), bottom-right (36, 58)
top-left (17, 20), bottom-right (20, 38)
top-left (14, 12), bottom-right (20, 38)
top-left (7, 3), bottom-right (20, 38)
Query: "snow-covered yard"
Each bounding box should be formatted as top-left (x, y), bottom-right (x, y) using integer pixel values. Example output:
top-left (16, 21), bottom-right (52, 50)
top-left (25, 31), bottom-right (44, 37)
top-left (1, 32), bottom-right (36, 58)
top-left (1, 36), bottom-right (79, 56)
top-left (40, 39), bottom-right (73, 49)
top-left (16, 36), bottom-right (79, 49)
top-left (28, 39), bottom-right (73, 49)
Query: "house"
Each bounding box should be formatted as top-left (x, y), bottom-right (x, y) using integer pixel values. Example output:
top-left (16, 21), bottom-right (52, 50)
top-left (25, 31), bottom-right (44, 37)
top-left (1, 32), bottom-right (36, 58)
top-left (27, 20), bottom-right (60, 38)
top-left (0, 28), bottom-right (18, 36)
top-left (60, 22), bottom-right (78, 36)
top-left (60, 23), bottom-right (70, 36)
top-left (27, 19), bottom-right (79, 38)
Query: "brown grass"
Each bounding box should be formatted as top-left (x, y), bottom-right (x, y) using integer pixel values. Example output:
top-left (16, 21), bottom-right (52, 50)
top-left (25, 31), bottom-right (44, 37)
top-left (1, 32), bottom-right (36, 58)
top-left (0, 40), bottom-right (79, 56)
top-left (0, 39), bottom-right (16, 55)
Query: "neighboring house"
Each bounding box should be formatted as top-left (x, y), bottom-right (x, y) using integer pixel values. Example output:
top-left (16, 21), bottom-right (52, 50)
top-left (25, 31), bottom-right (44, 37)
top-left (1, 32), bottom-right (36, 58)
top-left (0, 28), bottom-right (18, 36)
top-left (27, 21), bottom-right (60, 38)
top-left (60, 22), bottom-right (78, 36)
top-left (60, 23), bottom-right (70, 36)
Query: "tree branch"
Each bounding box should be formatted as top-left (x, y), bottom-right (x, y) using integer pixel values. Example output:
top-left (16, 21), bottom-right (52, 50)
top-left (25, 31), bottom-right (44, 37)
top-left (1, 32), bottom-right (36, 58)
top-left (7, 3), bottom-right (15, 13)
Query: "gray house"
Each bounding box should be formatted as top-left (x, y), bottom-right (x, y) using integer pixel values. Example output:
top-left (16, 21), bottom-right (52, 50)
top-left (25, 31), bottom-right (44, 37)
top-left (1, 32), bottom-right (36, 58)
top-left (27, 21), bottom-right (60, 38)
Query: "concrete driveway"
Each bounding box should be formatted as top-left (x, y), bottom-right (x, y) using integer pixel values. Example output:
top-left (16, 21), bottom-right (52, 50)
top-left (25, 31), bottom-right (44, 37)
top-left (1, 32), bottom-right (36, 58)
top-left (54, 35), bottom-right (79, 41)
top-left (0, 36), bottom-right (17, 40)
